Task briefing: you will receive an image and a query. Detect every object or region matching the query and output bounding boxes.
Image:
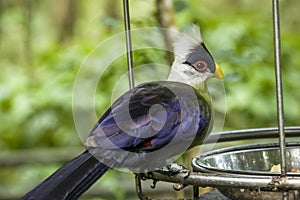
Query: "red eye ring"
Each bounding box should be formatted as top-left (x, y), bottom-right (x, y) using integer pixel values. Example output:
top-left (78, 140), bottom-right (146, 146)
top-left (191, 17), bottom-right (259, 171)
top-left (192, 61), bottom-right (207, 71)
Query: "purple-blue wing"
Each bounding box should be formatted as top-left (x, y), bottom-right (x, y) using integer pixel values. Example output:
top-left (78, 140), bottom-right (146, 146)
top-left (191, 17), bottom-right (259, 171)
top-left (86, 81), bottom-right (211, 153)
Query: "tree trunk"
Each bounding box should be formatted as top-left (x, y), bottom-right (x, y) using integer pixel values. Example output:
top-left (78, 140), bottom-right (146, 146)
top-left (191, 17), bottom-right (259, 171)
top-left (0, 0), bottom-right (3, 46)
top-left (23, 0), bottom-right (33, 67)
top-left (156, 0), bottom-right (178, 65)
top-left (58, 0), bottom-right (77, 42)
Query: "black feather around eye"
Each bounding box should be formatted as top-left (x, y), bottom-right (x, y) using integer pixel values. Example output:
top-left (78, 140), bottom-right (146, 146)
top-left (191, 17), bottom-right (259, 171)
top-left (184, 45), bottom-right (215, 73)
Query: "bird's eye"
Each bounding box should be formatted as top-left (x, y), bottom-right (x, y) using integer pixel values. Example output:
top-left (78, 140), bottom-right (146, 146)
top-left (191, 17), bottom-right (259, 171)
top-left (192, 61), bottom-right (207, 72)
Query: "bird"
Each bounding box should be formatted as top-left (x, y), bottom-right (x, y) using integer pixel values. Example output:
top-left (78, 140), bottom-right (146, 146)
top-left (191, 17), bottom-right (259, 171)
top-left (22, 25), bottom-right (224, 200)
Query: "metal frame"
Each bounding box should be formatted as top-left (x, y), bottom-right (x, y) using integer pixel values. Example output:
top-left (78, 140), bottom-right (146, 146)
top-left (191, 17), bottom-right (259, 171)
top-left (121, 0), bottom-right (299, 199)
top-left (140, 129), bottom-right (300, 199)
top-left (203, 126), bottom-right (300, 144)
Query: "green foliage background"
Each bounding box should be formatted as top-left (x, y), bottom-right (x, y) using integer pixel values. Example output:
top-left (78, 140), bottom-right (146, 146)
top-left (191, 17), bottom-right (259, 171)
top-left (0, 0), bottom-right (300, 199)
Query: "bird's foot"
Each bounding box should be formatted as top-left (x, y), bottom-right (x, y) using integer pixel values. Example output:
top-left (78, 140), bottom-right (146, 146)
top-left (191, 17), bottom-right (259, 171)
top-left (165, 162), bottom-right (190, 178)
top-left (153, 163), bottom-right (190, 178)
top-left (173, 183), bottom-right (187, 191)
top-left (166, 163), bottom-right (189, 191)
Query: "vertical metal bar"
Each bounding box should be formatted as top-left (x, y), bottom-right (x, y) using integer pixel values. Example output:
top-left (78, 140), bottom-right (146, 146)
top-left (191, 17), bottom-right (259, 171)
top-left (272, 0), bottom-right (288, 198)
top-left (272, 0), bottom-right (286, 177)
top-left (193, 185), bottom-right (199, 199)
top-left (135, 174), bottom-right (149, 200)
top-left (123, 0), bottom-right (135, 89)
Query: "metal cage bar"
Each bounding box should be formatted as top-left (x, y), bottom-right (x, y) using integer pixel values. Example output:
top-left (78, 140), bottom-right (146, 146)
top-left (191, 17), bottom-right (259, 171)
top-left (272, 0), bottom-right (287, 178)
top-left (123, 0), bottom-right (135, 89)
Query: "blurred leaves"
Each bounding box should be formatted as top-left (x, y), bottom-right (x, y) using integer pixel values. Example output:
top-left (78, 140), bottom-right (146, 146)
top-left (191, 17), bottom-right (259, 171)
top-left (0, 0), bottom-right (300, 199)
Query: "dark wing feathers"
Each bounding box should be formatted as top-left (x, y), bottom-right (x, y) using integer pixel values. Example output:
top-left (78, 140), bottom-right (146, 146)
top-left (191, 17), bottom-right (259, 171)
top-left (86, 81), bottom-right (211, 153)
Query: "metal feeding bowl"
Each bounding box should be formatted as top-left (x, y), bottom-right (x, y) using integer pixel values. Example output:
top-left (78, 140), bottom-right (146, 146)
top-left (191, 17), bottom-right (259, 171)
top-left (193, 143), bottom-right (300, 175)
top-left (192, 142), bottom-right (300, 200)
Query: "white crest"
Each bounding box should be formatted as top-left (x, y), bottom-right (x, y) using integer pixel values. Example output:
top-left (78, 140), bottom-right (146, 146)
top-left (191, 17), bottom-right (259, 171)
top-left (173, 25), bottom-right (203, 60)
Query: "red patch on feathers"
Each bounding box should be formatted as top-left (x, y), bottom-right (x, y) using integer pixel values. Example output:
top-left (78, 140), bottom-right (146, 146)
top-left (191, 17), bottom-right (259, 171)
top-left (143, 141), bottom-right (152, 146)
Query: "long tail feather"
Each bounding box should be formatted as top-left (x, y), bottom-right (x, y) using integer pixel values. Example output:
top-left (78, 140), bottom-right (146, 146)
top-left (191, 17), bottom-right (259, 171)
top-left (22, 150), bottom-right (109, 200)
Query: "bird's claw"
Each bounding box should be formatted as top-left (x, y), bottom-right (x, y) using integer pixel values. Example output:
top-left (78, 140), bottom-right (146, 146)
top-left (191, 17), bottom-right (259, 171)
top-left (173, 183), bottom-right (187, 191)
top-left (165, 163), bottom-right (190, 178)
top-left (150, 179), bottom-right (158, 189)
